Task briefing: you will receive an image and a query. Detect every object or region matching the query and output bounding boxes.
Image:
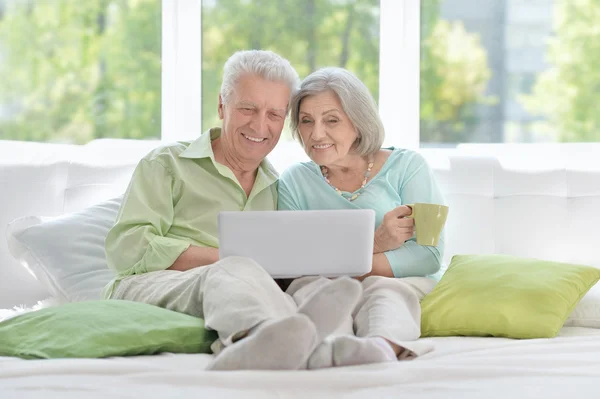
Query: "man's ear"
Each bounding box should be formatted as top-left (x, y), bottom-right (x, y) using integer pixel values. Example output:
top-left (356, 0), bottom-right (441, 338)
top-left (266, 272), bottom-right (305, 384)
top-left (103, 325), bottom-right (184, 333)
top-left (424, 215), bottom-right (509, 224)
top-left (218, 94), bottom-right (224, 120)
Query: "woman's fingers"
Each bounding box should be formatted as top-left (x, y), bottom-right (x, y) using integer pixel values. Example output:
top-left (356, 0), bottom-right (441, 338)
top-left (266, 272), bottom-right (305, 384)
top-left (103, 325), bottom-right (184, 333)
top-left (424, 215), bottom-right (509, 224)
top-left (388, 205), bottom-right (413, 219)
top-left (397, 217), bottom-right (414, 228)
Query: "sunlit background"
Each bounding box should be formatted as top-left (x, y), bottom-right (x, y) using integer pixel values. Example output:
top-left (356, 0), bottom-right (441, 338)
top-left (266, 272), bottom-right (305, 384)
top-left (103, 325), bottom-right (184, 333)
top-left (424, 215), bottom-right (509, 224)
top-left (0, 0), bottom-right (597, 146)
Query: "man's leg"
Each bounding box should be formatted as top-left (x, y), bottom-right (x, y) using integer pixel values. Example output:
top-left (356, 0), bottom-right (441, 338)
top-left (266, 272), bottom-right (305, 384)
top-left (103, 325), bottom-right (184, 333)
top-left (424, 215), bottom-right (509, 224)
top-left (114, 256), bottom-right (363, 370)
top-left (112, 256), bottom-right (298, 343)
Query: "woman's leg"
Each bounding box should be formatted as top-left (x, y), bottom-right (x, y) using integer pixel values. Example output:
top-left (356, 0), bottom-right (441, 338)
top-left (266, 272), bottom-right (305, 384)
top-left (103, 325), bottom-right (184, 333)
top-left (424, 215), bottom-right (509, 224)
top-left (286, 276), bottom-right (354, 337)
top-left (352, 276), bottom-right (436, 359)
top-left (305, 276), bottom-right (437, 369)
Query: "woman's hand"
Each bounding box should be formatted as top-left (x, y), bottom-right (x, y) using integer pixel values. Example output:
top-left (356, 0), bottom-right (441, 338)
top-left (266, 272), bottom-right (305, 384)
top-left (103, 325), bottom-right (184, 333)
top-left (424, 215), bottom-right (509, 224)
top-left (373, 206), bottom-right (414, 253)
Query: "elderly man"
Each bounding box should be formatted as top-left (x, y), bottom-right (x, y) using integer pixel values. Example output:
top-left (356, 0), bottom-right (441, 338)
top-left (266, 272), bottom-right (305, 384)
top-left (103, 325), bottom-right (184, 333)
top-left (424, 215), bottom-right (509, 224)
top-left (103, 50), bottom-right (362, 371)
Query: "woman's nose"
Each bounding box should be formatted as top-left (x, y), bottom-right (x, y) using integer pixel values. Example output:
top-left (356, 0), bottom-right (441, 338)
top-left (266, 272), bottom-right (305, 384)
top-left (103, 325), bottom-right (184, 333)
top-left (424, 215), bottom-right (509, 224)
top-left (312, 122), bottom-right (326, 140)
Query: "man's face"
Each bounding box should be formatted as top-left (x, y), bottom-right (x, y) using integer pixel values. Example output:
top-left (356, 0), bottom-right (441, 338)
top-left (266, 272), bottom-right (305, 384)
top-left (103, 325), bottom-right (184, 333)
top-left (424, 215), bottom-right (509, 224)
top-left (218, 73), bottom-right (291, 165)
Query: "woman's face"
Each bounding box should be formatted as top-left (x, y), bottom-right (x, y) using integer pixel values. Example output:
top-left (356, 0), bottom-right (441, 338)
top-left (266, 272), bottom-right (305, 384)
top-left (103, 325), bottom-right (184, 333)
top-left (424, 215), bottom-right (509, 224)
top-left (297, 90), bottom-right (358, 166)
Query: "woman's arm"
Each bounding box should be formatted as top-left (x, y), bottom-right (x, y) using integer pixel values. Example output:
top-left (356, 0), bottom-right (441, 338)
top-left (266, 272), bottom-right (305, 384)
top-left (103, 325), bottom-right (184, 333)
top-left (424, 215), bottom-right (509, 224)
top-left (355, 253), bottom-right (394, 280)
top-left (358, 247), bottom-right (442, 281)
top-left (379, 151), bottom-right (446, 278)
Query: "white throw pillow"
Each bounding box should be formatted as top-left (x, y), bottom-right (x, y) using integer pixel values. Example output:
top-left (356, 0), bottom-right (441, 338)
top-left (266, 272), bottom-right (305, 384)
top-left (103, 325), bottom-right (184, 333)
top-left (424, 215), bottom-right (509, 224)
top-left (5, 197), bottom-right (121, 302)
top-left (564, 281), bottom-right (600, 329)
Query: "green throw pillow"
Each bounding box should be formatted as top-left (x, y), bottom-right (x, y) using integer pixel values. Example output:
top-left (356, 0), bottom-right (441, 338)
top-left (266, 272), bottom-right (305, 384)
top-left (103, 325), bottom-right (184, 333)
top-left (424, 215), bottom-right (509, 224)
top-left (0, 300), bottom-right (218, 359)
top-left (420, 254), bottom-right (600, 339)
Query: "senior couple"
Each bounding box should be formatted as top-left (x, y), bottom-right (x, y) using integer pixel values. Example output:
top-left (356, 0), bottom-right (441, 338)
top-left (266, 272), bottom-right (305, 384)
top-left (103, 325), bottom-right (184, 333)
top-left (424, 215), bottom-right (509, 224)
top-left (104, 50), bottom-right (446, 371)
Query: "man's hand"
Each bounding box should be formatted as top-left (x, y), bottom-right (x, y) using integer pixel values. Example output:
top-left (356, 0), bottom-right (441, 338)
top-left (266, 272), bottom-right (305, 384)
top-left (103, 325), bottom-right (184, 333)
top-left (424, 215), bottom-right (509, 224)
top-left (373, 206), bottom-right (414, 253)
top-left (167, 246), bottom-right (219, 271)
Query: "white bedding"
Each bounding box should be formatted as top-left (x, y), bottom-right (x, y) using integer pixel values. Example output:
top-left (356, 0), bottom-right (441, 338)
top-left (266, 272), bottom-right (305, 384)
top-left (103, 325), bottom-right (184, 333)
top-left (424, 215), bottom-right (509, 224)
top-left (1, 327), bottom-right (600, 399)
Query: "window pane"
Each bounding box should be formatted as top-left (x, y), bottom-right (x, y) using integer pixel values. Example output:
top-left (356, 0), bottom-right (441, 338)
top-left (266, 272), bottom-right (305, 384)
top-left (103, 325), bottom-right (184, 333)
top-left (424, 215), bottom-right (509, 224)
top-left (0, 0), bottom-right (162, 144)
top-left (420, 0), bottom-right (600, 146)
top-left (201, 0), bottom-right (380, 142)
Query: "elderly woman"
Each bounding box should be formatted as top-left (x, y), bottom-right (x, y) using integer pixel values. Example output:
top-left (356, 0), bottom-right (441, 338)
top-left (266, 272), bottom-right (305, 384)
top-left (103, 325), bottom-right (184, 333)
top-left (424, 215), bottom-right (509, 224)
top-left (278, 67), bottom-right (446, 369)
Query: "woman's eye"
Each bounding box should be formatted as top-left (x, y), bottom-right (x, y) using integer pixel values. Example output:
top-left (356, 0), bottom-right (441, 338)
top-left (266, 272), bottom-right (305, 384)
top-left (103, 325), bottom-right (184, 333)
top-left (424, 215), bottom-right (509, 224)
top-left (328, 119), bottom-right (338, 124)
top-left (301, 119), bottom-right (312, 124)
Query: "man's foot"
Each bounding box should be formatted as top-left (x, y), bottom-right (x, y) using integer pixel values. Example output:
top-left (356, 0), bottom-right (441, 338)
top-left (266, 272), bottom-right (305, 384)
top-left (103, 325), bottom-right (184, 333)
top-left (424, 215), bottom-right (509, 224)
top-left (308, 336), bottom-right (398, 369)
top-left (207, 314), bottom-right (318, 371)
top-left (297, 277), bottom-right (362, 342)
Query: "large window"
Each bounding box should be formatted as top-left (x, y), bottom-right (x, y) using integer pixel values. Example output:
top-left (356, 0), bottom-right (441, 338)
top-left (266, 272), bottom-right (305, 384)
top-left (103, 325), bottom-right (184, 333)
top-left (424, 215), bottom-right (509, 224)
top-left (420, 0), bottom-right (600, 146)
top-left (2, 0), bottom-right (598, 149)
top-left (0, 0), bottom-right (162, 144)
top-left (200, 0), bottom-right (381, 142)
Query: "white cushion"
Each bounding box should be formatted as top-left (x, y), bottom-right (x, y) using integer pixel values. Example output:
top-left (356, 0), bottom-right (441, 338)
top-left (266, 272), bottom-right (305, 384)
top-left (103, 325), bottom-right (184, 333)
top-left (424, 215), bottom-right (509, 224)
top-left (5, 197), bottom-right (121, 302)
top-left (565, 280), bottom-right (600, 329)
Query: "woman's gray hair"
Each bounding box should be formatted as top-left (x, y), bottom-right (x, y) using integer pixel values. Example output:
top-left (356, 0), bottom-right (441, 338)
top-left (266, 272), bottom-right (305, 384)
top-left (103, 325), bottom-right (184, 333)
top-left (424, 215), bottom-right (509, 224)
top-left (290, 67), bottom-right (385, 157)
top-left (220, 50), bottom-right (300, 111)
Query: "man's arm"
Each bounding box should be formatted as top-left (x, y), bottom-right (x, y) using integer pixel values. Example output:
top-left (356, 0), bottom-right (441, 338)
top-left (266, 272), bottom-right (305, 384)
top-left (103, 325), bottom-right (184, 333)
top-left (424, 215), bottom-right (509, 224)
top-left (168, 246), bottom-right (219, 271)
top-left (105, 157), bottom-right (209, 277)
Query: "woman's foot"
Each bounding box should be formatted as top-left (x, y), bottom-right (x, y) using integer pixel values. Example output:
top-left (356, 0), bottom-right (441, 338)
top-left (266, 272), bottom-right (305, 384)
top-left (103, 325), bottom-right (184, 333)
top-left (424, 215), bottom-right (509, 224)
top-left (308, 336), bottom-right (398, 369)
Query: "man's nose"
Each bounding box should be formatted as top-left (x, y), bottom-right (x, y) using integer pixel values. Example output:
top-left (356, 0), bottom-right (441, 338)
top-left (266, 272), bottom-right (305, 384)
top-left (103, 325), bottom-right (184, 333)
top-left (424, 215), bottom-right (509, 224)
top-left (250, 113), bottom-right (268, 134)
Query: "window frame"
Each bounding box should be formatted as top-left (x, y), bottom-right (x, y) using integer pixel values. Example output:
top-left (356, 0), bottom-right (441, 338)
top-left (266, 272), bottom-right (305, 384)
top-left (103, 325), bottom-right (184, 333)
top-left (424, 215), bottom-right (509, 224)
top-left (161, 0), bottom-right (203, 143)
top-left (162, 0), bottom-right (418, 151)
top-left (379, 0), bottom-right (420, 150)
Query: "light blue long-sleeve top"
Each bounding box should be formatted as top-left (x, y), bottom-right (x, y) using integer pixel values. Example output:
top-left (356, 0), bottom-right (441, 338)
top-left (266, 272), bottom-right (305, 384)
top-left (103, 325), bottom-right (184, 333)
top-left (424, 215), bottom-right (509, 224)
top-left (277, 147), bottom-right (446, 278)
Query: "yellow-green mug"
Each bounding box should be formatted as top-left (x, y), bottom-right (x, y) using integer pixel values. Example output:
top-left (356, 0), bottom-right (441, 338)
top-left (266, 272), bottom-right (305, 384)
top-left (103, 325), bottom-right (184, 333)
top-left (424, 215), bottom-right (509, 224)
top-left (404, 203), bottom-right (449, 246)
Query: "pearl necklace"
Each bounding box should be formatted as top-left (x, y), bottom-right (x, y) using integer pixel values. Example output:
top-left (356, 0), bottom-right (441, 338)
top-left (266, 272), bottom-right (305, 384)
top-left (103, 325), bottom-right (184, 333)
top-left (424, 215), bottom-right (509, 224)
top-left (320, 157), bottom-right (375, 201)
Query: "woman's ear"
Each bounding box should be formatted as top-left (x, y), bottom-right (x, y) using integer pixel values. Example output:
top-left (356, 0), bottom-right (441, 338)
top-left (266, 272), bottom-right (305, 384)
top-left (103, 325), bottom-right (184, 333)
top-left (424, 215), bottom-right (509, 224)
top-left (351, 129), bottom-right (362, 151)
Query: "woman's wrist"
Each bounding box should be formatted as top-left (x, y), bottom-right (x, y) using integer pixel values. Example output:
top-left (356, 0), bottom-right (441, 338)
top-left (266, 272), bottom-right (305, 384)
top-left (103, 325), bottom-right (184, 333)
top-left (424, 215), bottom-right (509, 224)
top-left (373, 235), bottom-right (384, 254)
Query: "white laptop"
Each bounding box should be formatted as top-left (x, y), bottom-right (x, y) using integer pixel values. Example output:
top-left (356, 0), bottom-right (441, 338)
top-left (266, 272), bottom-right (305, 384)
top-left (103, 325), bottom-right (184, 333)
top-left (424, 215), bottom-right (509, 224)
top-left (218, 209), bottom-right (375, 278)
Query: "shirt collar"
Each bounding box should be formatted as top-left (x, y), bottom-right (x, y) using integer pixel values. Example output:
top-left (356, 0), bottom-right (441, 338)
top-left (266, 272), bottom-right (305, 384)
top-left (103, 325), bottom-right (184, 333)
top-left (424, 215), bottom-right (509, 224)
top-left (179, 127), bottom-right (279, 183)
top-left (179, 128), bottom-right (219, 160)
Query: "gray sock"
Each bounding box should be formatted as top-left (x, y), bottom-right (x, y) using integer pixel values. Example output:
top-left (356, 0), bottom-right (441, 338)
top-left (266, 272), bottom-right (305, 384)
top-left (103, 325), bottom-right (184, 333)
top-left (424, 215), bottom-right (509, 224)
top-left (297, 277), bottom-right (362, 342)
top-left (333, 336), bottom-right (397, 367)
top-left (307, 339), bottom-right (335, 369)
top-left (308, 336), bottom-right (398, 369)
top-left (207, 314), bottom-right (318, 371)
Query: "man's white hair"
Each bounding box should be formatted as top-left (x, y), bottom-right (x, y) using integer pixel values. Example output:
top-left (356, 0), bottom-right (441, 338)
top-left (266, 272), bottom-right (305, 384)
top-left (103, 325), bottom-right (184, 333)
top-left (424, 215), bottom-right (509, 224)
top-left (220, 50), bottom-right (300, 112)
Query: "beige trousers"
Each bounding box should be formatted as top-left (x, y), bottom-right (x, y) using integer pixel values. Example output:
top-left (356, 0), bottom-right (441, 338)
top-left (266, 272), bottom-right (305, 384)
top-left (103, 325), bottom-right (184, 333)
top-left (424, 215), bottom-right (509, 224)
top-left (113, 256), bottom-right (435, 358)
top-left (112, 256), bottom-right (297, 345)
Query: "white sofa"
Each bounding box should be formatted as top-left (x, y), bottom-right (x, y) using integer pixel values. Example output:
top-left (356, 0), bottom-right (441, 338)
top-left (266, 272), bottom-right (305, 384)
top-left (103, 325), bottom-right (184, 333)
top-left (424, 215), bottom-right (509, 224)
top-left (2, 139), bottom-right (600, 398)
top-left (2, 139), bottom-right (599, 309)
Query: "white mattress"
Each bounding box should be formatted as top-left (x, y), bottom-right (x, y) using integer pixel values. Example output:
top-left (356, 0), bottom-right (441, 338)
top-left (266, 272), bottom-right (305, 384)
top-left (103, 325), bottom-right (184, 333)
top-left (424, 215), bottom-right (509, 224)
top-left (1, 327), bottom-right (600, 398)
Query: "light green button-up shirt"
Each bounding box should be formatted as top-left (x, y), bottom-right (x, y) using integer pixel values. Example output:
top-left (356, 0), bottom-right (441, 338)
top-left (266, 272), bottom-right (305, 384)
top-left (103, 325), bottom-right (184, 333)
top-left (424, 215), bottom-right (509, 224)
top-left (103, 128), bottom-right (279, 298)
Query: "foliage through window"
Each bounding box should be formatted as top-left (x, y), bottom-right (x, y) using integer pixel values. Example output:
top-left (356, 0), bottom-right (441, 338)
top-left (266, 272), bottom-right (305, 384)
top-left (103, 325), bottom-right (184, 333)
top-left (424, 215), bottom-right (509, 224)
top-left (420, 0), bottom-right (600, 146)
top-left (201, 0), bottom-right (380, 141)
top-left (0, 0), bottom-right (161, 144)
